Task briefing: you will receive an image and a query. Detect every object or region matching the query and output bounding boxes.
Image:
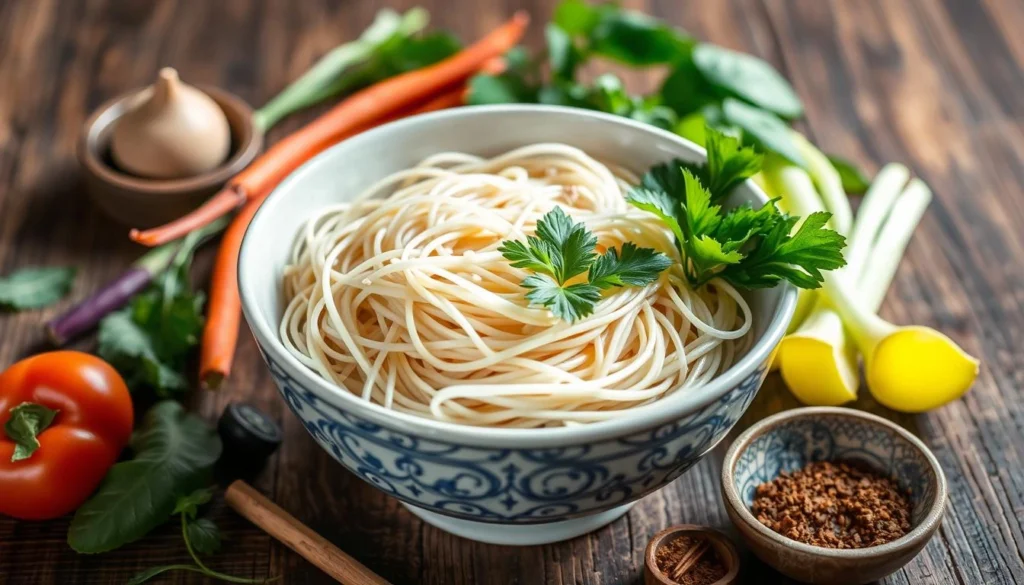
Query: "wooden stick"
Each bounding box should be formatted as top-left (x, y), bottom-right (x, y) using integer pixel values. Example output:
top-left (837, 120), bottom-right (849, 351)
top-left (225, 480), bottom-right (393, 585)
top-left (670, 539), bottom-right (710, 580)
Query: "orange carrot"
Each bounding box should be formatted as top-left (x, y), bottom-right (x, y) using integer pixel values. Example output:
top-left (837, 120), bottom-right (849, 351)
top-left (199, 84), bottom-right (472, 389)
top-left (132, 13), bottom-right (529, 248)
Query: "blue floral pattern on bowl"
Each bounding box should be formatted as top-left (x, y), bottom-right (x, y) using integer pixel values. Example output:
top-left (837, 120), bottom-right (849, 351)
top-left (261, 350), bottom-right (769, 524)
top-left (732, 414), bottom-right (938, 522)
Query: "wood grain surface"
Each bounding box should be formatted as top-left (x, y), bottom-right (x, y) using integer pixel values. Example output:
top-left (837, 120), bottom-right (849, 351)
top-left (0, 0), bottom-right (1021, 583)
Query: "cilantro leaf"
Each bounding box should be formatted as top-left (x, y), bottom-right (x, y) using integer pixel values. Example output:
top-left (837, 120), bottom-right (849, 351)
top-left (705, 128), bottom-right (763, 196)
top-left (501, 207), bottom-right (670, 322)
top-left (173, 487), bottom-right (216, 520)
top-left (522, 274), bottom-right (602, 322)
top-left (625, 188), bottom-right (685, 244)
top-left (0, 266), bottom-right (75, 311)
top-left (588, 243), bottom-right (672, 289)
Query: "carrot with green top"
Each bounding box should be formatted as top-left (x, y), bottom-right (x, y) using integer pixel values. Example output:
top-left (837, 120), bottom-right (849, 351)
top-left (132, 12), bottom-right (529, 248)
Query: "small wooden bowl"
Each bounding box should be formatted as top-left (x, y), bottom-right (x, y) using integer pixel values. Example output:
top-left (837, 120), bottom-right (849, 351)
top-left (644, 525), bottom-right (740, 585)
top-left (78, 84), bottom-right (263, 228)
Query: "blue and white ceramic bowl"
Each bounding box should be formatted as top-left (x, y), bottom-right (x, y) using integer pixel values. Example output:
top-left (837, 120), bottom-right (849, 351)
top-left (238, 105), bottom-right (797, 545)
top-left (722, 407), bottom-right (947, 584)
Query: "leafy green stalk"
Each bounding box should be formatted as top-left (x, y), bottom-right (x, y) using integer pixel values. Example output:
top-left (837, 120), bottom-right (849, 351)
top-left (0, 266), bottom-right (75, 311)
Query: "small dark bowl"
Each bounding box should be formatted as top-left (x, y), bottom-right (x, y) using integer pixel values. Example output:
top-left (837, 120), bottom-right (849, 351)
top-left (78, 85), bottom-right (262, 228)
top-left (644, 525), bottom-right (740, 585)
top-left (721, 407), bottom-right (946, 585)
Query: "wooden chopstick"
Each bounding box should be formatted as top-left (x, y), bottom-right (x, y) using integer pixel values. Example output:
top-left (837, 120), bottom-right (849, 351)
top-left (225, 480), bottom-right (393, 585)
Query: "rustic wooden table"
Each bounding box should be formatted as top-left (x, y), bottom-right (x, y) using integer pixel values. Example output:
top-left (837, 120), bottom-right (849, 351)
top-left (0, 0), bottom-right (1021, 583)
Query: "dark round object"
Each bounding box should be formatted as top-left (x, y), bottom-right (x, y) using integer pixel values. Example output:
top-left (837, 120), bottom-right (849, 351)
top-left (218, 403), bottom-right (282, 472)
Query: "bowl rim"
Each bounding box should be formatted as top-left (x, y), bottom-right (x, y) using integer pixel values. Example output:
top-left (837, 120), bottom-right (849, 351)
top-left (78, 84), bottom-right (263, 195)
top-left (720, 406), bottom-right (948, 560)
top-left (238, 104), bottom-right (798, 447)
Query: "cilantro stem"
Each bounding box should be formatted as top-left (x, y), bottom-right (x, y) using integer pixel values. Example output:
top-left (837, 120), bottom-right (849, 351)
top-left (180, 514), bottom-right (274, 585)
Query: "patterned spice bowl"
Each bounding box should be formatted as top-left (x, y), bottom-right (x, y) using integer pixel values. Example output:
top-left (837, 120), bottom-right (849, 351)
top-left (721, 407), bottom-right (947, 585)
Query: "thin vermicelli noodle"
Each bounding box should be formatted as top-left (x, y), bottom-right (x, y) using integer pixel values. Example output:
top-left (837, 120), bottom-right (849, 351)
top-left (280, 144), bottom-right (752, 428)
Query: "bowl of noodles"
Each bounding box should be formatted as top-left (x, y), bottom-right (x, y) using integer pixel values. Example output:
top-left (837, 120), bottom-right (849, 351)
top-left (239, 105), bottom-right (796, 545)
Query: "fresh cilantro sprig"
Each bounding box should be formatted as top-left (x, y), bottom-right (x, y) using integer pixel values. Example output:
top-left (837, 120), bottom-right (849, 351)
top-left (627, 127), bottom-right (846, 289)
top-left (499, 207), bottom-right (671, 322)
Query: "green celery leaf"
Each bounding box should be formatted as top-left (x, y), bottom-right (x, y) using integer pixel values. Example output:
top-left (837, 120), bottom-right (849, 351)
top-left (522, 275), bottom-right (602, 323)
top-left (625, 188), bottom-right (685, 244)
top-left (4, 402), bottom-right (59, 462)
top-left (691, 234), bottom-right (744, 266)
top-left (682, 169), bottom-right (722, 237)
top-left (534, 207), bottom-right (597, 283)
top-left (714, 201), bottom-right (780, 251)
top-left (720, 211), bottom-right (846, 289)
top-left (498, 237), bottom-right (557, 278)
top-left (68, 401), bottom-right (222, 554)
top-left (640, 158), bottom-right (704, 197)
top-left (588, 243), bottom-right (672, 289)
top-left (704, 127), bottom-right (763, 196)
top-left (0, 266), bottom-right (75, 311)
top-left (827, 154), bottom-right (871, 195)
top-left (590, 9), bottom-right (693, 65)
top-left (722, 98), bottom-right (805, 166)
top-left (692, 44), bottom-right (803, 119)
top-left (185, 518), bottom-right (222, 556)
top-left (173, 487), bottom-right (216, 520)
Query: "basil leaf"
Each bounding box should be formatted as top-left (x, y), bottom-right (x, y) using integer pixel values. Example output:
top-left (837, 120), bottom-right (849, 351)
top-left (692, 44), bottom-right (803, 119)
top-left (68, 401), bottom-right (222, 554)
top-left (4, 402), bottom-right (59, 462)
top-left (186, 518), bottom-right (223, 556)
top-left (0, 267), bottom-right (75, 311)
top-left (722, 98), bottom-right (805, 166)
top-left (590, 10), bottom-right (693, 65)
top-left (827, 154), bottom-right (871, 195)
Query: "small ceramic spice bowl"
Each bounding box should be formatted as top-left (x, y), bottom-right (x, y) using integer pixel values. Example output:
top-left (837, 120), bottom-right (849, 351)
top-left (78, 85), bottom-right (262, 228)
top-left (644, 525), bottom-right (740, 585)
top-left (721, 407), bottom-right (947, 585)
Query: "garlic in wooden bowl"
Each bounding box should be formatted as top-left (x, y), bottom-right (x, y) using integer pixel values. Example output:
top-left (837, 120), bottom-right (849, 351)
top-left (111, 67), bottom-right (231, 179)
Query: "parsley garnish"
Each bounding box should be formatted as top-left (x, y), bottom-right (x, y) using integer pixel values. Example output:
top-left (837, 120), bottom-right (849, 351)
top-left (499, 207), bottom-right (671, 322)
top-left (627, 127), bottom-right (846, 289)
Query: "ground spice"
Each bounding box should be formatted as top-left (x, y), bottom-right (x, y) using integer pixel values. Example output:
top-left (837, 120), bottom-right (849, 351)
top-left (654, 533), bottom-right (728, 585)
top-left (751, 460), bottom-right (912, 549)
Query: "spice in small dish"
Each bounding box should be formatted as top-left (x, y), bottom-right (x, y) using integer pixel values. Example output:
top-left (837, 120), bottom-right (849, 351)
top-left (752, 460), bottom-right (912, 549)
top-left (655, 532), bottom-right (727, 584)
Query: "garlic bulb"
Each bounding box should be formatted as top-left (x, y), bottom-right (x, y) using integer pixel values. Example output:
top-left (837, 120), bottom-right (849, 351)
top-left (111, 68), bottom-right (231, 179)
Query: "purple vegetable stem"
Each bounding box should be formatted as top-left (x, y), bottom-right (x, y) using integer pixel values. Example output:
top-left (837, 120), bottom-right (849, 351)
top-left (46, 267), bottom-right (153, 345)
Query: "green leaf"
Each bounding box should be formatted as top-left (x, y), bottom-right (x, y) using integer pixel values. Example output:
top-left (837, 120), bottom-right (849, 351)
top-left (704, 127), bottom-right (763, 196)
top-left (827, 154), bottom-right (871, 195)
top-left (722, 98), bottom-right (805, 166)
top-left (626, 188), bottom-right (685, 244)
top-left (4, 402), bottom-right (59, 462)
top-left (68, 401), bottom-right (222, 554)
top-left (588, 243), bottom-right (672, 289)
top-left (186, 518), bottom-right (222, 556)
top-left (546, 24), bottom-right (581, 80)
top-left (533, 207), bottom-right (598, 283)
top-left (553, 0), bottom-right (603, 36)
top-left (590, 10), bottom-right (693, 65)
top-left (692, 44), bottom-right (803, 119)
top-left (682, 169), bottom-right (722, 237)
top-left (173, 487), bottom-right (216, 520)
top-left (715, 201), bottom-right (780, 251)
top-left (0, 267), bottom-right (75, 310)
top-left (378, 32), bottom-right (462, 76)
top-left (126, 564), bottom-right (207, 585)
top-left (660, 55), bottom-right (718, 117)
top-left (97, 310), bottom-right (189, 394)
top-left (522, 275), bottom-right (602, 323)
top-left (466, 72), bottom-right (536, 105)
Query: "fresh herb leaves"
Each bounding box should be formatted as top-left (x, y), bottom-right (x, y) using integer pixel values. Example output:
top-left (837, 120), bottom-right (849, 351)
top-left (68, 401), bottom-right (222, 554)
top-left (128, 488), bottom-right (272, 585)
top-left (628, 128), bottom-right (846, 289)
top-left (97, 219), bottom-right (223, 395)
top-left (0, 266), bottom-right (75, 310)
top-left (499, 207), bottom-right (670, 322)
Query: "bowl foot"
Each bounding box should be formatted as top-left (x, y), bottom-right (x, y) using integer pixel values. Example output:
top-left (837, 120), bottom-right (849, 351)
top-left (401, 503), bottom-right (634, 546)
